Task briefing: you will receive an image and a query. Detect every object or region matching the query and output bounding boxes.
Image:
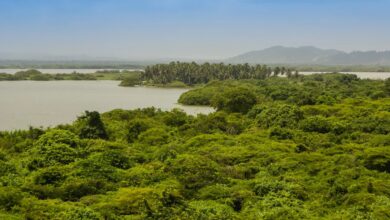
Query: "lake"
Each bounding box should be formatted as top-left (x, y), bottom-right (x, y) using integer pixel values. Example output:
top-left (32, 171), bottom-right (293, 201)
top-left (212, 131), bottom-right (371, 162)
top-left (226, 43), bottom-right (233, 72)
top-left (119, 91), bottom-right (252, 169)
top-left (0, 81), bottom-right (214, 131)
top-left (300, 72), bottom-right (390, 79)
top-left (0, 69), bottom-right (141, 74)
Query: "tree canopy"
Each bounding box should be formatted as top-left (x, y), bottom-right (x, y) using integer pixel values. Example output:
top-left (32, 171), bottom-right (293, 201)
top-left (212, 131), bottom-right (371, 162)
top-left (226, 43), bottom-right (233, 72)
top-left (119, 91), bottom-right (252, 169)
top-left (0, 73), bottom-right (389, 219)
top-left (141, 62), bottom-right (296, 85)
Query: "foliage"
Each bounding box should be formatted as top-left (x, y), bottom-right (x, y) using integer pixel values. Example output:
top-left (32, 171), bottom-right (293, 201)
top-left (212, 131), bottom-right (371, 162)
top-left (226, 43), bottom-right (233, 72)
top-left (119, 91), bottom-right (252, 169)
top-left (76, 111), bottom-right (108, 140)
top-left (118, 72), bottom-right (142, 87)
top-left (0, 73), bottom-right (389, 219)
top-left (179, 73), bottom-right (386, 107)
top-left (211, 87), bottom-right (257, 113)
top-left (142, 61), bottom-right (296, 85)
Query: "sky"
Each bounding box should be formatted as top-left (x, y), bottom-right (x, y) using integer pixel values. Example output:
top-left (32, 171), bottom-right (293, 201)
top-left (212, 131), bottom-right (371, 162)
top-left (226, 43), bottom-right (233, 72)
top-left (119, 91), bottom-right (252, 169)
top-left (0, 0), bottom-right (390, 60)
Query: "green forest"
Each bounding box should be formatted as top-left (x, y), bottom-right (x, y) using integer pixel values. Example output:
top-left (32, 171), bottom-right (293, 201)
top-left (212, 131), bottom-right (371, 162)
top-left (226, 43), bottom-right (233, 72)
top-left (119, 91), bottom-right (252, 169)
top-left (1, 66), bottom-right (390, 219)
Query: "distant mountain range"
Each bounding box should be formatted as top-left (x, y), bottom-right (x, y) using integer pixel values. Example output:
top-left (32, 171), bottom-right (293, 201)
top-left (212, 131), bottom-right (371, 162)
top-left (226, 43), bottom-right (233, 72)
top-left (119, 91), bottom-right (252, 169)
top-left (227, 46), bottom-right (390, 65)
top-left (2, 46), bottom-right (390, 66)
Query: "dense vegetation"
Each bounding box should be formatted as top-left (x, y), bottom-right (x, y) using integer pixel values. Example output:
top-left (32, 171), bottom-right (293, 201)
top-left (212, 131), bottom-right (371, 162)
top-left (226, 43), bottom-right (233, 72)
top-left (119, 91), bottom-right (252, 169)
top-left (0, 69), bottom-right (142, 82)
top-left (0, 73), bottom-right (389, 219)
top-left (178, 73), bottom-right (387, 106)
top-left (142, 62), bottom-right (298, 85)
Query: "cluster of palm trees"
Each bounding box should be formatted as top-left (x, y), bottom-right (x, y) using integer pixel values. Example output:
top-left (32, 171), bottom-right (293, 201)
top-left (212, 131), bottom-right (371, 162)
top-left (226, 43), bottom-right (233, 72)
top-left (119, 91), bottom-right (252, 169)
top-left (142, 62), bottom-right (298, 85)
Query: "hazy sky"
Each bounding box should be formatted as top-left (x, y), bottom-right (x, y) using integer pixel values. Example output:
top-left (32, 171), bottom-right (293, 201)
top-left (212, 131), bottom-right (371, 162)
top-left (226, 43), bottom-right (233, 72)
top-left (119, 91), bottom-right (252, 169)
top-left (1, 0), bottom-right (390, 60)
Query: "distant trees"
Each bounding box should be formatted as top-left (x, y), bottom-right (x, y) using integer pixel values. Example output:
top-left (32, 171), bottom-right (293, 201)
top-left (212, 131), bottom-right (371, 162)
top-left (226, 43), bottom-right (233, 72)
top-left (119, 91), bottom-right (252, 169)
top-left (0, 69), bottom-right (100, 81)
top-left (14, 69), bottom-right (42, 79)
top-left (0, 69), bottom-right (48, 81)
top-left (179, 73), bottom-right (388, 108)
top-left (142, 62), bottom-right (297, 85)
top-left (119, 72), bottom-right (142, 87)
top-left (385, 78), bottom-right (390, 95)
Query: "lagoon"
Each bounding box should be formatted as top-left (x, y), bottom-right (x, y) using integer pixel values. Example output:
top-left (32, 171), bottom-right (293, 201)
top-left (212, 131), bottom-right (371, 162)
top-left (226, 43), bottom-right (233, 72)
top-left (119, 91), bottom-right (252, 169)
top-left (0, 69), bottom-right (141, 74)
top-left (0, 81), bottom-right (213, 131)
top-left (301, 71), bottom-right (390, 79)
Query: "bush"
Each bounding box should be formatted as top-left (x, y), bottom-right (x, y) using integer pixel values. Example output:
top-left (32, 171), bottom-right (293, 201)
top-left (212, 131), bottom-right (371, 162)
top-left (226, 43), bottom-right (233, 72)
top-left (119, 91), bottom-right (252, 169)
top-left (178, 88), bottom-right (213, 105)
top-left (60, 207), bottom-right (102, 220)
top-left (0, 187), bottom-right (23, 211)
top-left (269, 127), bottom-right (295, 140)
top-left (300, 116), bottom-right (332, 133)
top-left (138, 128), bottom-right (169, 146)
top-left (110, 187), bottom-right (161, 215)
top-left (126, 118), bottom-right (154, 143)
top-left (33, 166), bottom-right (67, 186)
top-left (364, 147), bottom-right (390, 173)
top-left (76, 111), bottom-right (108, 140)
top-left (162, 109), bottom-right (189, 127)
top-left (168, 155), bottom-right (223, 190)
top-left (197, 184), bottom-right (232, 200)
top-left (75, 153), bottom-right (120, 182)
top-left (119, 74), bottom-right (141, 87)
top-left (99, 150), bottom-right (133, 169)
top-left (257, 104), bottom-right (304, 128)
top-left (35, 129), bottom-right (79, 148)
top-left (61, 178), bottom-right (111, 201)
top-left (29, 143), bottom-right (79, 168)
top-left (125, 163), bottom-right (168, 186)
top-left (187, 200), bottom-right (236, 219)
top-left (211, 87), bottom-right (257, 114)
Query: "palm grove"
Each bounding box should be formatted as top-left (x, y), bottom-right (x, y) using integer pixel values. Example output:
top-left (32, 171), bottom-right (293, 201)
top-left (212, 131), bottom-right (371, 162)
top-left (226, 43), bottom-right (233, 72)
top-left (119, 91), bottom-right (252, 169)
top-left (0, 62), bottom-right (390, 219)
top-left (142, 62), bottom-right (298, 85)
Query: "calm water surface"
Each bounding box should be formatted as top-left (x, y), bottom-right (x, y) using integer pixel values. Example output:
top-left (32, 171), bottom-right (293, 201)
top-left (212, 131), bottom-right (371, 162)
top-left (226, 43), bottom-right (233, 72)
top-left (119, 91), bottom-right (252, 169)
top-left (301, 72), bottom-right (390, 79)
top-left (0, 69), bottom-right (141, 74)
top-left (0, 81), bottom-right (213, 131)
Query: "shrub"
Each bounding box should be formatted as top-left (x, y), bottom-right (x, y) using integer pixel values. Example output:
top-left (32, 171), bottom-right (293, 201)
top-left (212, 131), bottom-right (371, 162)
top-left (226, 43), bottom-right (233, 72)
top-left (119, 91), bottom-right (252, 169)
top-left (77, 111), bottom-right (108, 140)
top-left (35, 129), bottom-right (79, 148)
top-left (126, 118), bottom-right (154, 143)
top-left (364, 147), bottom-right (390, 173)
top-left (168, 155), bottom-right (223, 190)
top-left (60, 178), bottom-right (111, 201)
top-left (211, 87), bottom-right (257, 114)
top-left (33, 166), bottom-right (67, 186)
top-left (300, 116), bottom-right (332, 133)
top-left (257, 104), bottom-right (304, 128)
top-left (138, 128), bottom-right (169, 146)
top-left (270, 127), bottom-right (295, 140)
top-left (187, 200), bottom-right (236, 219)
top-left (0, 187), bottom-right (23, 211)
top-left (162, 109), bottom-right (189, 127)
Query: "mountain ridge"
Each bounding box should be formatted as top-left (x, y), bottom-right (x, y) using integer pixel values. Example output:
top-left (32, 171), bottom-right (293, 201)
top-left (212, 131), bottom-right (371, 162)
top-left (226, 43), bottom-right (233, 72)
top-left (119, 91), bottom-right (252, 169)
top-left (227, 46), bottom-right (390, 65)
